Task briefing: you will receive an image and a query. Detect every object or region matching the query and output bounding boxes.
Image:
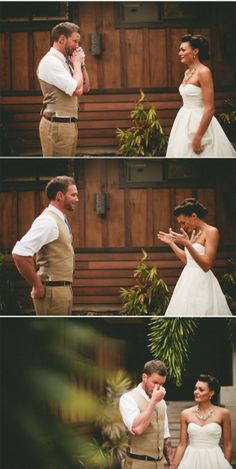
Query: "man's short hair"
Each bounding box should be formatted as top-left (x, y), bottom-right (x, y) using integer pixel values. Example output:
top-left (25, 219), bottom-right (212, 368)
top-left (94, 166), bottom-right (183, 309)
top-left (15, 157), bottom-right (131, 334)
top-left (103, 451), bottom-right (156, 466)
top-left (143, 360), bottom-right (167, 377)
top-left (51, 22), bottom-right (80, 42)
top-left (46, 176), bottom-right (76, 201)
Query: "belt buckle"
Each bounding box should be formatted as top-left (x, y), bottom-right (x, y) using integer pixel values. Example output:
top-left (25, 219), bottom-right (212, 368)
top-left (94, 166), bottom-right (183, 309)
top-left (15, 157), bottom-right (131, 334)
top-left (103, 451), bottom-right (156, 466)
top-left (145, 456), bottom-right (149, 461)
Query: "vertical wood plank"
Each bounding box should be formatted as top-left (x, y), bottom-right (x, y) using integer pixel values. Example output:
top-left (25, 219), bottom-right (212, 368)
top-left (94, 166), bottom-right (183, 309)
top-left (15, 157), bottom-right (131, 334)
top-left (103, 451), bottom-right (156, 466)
top-left (18, 192), bottom-right (35, 239)
top-left (125, 30), bottom-right (143, 88)
top-left (197, 188), bottom-right (215, 226)
top-left (11, 32), bottom-right (29, 90)
top-left (0, 192), bottom-right (17, 249)
top-left (106, 160), bottom-right (125, 247)
top-left (169, 28), bottom-right (188, 88)
top-left (149, 29), bottom-right (168, 88)
top-left (0, 32), bottom-right (11, 90)
top-left (153, 188), bottom-right (171, 247)
top-left (84, 159), bottom-right (103, 247)
top-left (172, 188), bottom-right (193, 231)
top-left (78, 1), bottom-right (98, 90)
top-left (33, 31), bottom-right (51, 90)
top-left (128, 188), bottom-right (148, 247)
top-left (102, 3), bottom-right (121, 89)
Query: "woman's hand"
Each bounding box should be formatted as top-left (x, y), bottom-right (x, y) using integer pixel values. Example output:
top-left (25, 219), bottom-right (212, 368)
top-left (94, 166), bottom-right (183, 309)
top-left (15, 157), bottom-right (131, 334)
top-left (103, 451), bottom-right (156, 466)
top-left (169, 228), bottom-right (190, 246)
top-left (192, 134), bottom-right (204, 154)
top-left (158, 231), bottom-right (176, 245)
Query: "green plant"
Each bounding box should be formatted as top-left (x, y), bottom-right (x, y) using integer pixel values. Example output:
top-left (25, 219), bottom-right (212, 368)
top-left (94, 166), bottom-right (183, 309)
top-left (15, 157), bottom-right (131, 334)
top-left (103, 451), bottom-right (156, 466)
top-left (1, 320), bottom-right (121, 468)
top-left (149, 318), bottom-right (199, 386)
top-left (220, 259), bottom-right (236, 314)
top-left (116, 90), bottom-right (168, 156)
top-left (81, 370), bottom-right (132, 469)
top-left (120, 249), bottom-right (169, 315)
top-left (218, 99), bottom-right (236, 126)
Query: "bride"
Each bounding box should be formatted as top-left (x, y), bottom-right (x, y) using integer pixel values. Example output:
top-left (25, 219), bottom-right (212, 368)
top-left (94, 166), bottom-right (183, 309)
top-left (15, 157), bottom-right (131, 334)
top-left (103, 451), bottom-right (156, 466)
top-left (174, 374), bottom-right (233, 468)
top-left (158, 198), bottom-right (232, 316)
top-left (166, 34), bottom-right (236, 157)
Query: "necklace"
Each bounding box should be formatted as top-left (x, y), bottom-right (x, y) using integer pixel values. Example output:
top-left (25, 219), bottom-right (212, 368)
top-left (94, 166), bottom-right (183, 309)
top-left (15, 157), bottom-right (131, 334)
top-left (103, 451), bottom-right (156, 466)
top-left (190, 229), bottom-right (202, 244)
top-left (183, 67), bottom-right (196, 83)
top-left (194, 406), bottom-right (214, 421)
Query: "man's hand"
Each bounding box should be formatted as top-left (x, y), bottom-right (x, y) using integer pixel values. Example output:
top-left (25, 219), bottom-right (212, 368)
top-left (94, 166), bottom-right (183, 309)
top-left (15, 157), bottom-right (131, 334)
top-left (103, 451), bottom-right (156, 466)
top-left (151, 384), bottom-right (166, 404)
top-left (31, 282), bottom-right (45, 299)
top-left (70, 47), bottom-right (85, 67)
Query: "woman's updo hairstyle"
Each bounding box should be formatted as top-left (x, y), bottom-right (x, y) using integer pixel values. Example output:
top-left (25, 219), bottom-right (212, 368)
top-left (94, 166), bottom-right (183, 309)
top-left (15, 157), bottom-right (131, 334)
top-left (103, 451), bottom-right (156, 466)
top-left (181, 34), bottom-right (210, 61)
top-left (197, 374), bottom-right (220, 404)
top-left (173, 198), bottom-right (208, 219)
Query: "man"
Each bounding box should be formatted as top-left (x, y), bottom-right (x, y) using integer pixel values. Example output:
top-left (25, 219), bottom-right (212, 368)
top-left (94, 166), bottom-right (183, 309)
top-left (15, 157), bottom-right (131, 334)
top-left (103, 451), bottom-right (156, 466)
top-left (12, 176), bottom-right (78, 315)
top-left (119, 359), bottom-right (175, 469)
top-left (37, 22), bottom-right (90, 157)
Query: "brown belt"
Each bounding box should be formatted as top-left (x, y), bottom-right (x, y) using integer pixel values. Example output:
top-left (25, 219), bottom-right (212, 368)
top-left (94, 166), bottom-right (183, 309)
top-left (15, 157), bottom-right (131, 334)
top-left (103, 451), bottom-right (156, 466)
top-left (127, 452), bottom-right (163, 462)
top-left (42, 281), bottom-right (72, 286)
top-left (43, 115), bottom-right (78, 123)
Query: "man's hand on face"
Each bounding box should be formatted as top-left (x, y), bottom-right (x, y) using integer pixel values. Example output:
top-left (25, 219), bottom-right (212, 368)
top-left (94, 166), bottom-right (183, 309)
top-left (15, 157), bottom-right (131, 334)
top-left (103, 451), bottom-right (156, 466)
top-left (69, 47), bottom-right (85, 67)
top-left (151, 384), bottom-right (166, 404)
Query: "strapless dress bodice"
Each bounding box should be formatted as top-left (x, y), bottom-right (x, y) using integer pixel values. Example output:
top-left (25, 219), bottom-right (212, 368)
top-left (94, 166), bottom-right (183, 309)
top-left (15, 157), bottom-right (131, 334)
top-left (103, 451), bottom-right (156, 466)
top-left (179, 83), bottom-right (204, 109)
top-left (188, 422), bottom-right (222, 448)
top-left (185, 243), bottom-right (205, 269)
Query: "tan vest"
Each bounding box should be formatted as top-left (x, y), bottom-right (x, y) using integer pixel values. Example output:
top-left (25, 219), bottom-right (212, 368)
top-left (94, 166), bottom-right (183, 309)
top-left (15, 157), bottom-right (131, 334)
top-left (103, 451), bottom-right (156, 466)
top-left (128, 389), bottom-right (165, 459)
top-left (38, 52), bottom-right (78, 118)
top-left (36, 208), bottom-right (74, 282)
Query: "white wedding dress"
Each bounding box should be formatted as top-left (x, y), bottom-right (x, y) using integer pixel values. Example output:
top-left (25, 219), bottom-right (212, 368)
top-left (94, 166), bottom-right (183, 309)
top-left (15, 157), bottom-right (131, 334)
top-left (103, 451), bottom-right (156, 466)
top-left (165, 243), bottom-right (232, 316)
top-left (178, 422), bottom-right (232, 469)
top-left (166, 84), bottom-right (236, 157)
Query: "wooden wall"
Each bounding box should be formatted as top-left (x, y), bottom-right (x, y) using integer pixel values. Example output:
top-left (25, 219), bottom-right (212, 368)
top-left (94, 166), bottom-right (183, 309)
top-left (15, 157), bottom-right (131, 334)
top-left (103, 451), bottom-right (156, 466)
top-left (1, 159), bottom-right (235, 311)
top-left (1, 159), bottom-right (236, 250)
top-left (1, 2), bottom-right (235, 92)
top-left (1, 2), bottom-right (235, 153)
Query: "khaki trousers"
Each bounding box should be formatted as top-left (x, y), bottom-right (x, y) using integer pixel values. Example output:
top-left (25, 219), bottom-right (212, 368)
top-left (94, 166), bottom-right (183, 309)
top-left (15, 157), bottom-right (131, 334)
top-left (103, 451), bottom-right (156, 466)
top-left (33, 285), bottom-right (73, 315)
top-left (39, 116), bottom-right (78, 157)
top-left (123, 455), bottom-right (164, 469)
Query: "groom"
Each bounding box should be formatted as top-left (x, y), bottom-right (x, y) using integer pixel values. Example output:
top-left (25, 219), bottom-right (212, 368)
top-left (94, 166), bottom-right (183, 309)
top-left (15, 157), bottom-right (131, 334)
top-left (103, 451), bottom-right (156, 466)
top-left (119, 359), bottom-right (175, 468)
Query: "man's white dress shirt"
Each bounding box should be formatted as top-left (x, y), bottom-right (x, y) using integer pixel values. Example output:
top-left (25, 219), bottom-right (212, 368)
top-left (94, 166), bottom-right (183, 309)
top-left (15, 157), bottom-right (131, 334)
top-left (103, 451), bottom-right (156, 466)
top-left (119, 383), bottom-right (170, 438)
top-left (37, 47), bottom-right (77, 98)
top-left (12, 205), bottom-right (69, 257)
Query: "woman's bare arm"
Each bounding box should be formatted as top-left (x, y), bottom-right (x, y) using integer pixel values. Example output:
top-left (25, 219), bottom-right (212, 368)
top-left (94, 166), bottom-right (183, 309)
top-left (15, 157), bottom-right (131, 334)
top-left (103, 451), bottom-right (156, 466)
top-left (169, 227), bottom-right (219, 272)
top-left (173, 411), bottom-right (189, 467)
top-left (192, 67), bottom-right (215, 154)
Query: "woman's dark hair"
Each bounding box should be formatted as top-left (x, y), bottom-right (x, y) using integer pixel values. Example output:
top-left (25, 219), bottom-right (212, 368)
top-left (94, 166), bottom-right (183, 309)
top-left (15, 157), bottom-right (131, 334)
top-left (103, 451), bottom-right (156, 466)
top-left (173, 198), bottom-right (208, 219)
top-left (181, 34), bottom-right (210, 61)
top-left (197, 374), bottom-right (220, 404)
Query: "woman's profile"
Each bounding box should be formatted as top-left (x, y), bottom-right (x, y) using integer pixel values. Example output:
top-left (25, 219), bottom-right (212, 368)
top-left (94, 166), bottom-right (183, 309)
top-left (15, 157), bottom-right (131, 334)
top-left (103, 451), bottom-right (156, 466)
top-left (166, 34), bottom-right (236, 157)
top-left (174, 374), bottom-right (233, 468)
top-left (158, 198), bottom-right (232, 316)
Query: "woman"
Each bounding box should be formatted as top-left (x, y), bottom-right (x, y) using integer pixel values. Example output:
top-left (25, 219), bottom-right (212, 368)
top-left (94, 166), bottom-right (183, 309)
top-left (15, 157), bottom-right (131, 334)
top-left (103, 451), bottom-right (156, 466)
top-left (174, 374), bottom-right (233, 468)
top-left (158, 198), bottom-right (232, 316)
top-left (166, 34), bottom-right (236, 157)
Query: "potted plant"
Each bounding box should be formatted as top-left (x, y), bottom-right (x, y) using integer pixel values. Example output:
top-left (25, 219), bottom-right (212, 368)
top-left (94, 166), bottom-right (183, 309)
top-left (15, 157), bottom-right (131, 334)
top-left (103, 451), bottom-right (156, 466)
top-left (116, 90), bottom-right (168, 156)
top-left (120, 249), bottom-right (169, 315)
top-left (218, 99), bottom-right (236, 145)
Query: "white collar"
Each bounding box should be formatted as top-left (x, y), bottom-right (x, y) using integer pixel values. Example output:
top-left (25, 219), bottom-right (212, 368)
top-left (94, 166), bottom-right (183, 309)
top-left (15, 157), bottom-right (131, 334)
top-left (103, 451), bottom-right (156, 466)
top-left (136, 382), bottom-right (150, 401)
top-left (49, 47), bottom-right (67, 63)
top-left (47, 204), bottom-right (65, 222)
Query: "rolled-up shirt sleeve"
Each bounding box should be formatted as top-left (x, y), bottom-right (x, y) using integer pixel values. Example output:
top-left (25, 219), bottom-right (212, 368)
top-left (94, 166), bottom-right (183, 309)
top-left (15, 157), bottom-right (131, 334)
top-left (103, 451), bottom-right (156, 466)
top-left (12, 216), bottom-right (59, 257)
top-left (119, 391), bottom-right (170, 438)
top-left (119, 393), bottom-right (140, 433)
top-left (37, 55), bottom-right (78, 96)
